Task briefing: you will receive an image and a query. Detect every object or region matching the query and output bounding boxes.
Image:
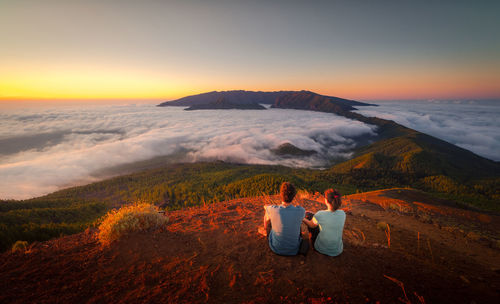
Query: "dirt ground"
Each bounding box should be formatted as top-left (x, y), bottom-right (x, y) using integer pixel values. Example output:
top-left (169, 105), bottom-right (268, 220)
top-left (1, 188), bottom-right (499, 303)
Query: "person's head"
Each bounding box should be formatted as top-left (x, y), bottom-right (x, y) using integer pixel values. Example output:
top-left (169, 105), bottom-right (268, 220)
top-left (324, 189), bottom-right (342, 210)
top-left (280, 182), bottom-right (296, 204)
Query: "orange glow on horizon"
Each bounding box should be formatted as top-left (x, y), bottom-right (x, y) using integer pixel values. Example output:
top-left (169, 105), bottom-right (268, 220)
top-left (1, 63), bottom-right (499, 102)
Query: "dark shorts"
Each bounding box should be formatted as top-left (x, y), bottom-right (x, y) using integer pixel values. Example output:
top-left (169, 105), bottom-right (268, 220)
top-left (305, 211), bottom-right (320, 245)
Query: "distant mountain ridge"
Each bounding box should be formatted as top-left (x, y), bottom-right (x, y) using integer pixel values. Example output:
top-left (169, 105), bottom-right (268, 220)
top-left (158, 90), bottom-right (292, 106)
top-left (157, 90), bottom-right (372, 108)
top-left (184, 97), bottom-right (266, 111)
top-left (272, 90), bottom-right (364, 112)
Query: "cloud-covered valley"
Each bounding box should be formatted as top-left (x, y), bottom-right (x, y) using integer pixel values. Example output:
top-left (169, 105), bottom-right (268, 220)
top-left (355, 100), bottom-right (500, 162)
top-left (0, 105), bottom-right (376, 199)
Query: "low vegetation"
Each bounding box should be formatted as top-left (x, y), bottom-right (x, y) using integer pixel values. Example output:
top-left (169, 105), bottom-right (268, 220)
top-left (97, 203), bottom-right (168, 245)
top-left (42, 162), bottom-right (358, 209)
top-left (11, 240), bottom-right (28, 253)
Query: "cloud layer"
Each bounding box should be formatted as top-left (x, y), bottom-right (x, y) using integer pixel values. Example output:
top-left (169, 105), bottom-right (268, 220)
top-left (355, 100), bottom-right (500, 161)
top-left (0, 105), bottom-right (376, 199)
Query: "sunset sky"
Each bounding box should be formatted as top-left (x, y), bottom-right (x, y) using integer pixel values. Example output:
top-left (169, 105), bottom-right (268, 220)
top-left (1, 0), bottom-right (499, 102)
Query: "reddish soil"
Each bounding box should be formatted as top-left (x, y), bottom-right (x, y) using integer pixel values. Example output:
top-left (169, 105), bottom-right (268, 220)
top-left (1, 188), bottom-right (499, 303)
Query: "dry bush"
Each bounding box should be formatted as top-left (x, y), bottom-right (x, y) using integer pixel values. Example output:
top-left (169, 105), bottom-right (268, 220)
top-left (376, 222), bottom-right (391, 247)
top-left (98, 203), bottom-right (168, 245)
top-left (344, 228), bottom-right (366, 246)
top-left (389, 203), bottom-right (413, 214)
top-left (11, 240), bottom-right (28, 253)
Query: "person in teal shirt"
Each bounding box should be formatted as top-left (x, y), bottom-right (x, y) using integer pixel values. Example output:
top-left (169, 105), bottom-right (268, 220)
top-left (302, 189), bottom-right (345, 256)
top-left (261, 182), bottom-right (307, 256)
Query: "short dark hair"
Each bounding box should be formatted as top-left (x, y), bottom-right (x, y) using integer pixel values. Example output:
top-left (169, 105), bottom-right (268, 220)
top-left (325, 189), bottom-right (341, 210)
top-left (280, 182), bottom-right (296, 203)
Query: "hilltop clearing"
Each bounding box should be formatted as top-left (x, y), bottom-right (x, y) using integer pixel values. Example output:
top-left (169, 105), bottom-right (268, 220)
top-left (1, 189), bottom-right (498, 303)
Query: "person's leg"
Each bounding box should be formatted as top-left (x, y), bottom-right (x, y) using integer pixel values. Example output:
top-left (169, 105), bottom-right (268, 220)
top-left (299, 222), bottom-right (311, 255)
top-left (298, 236), bottom-right (309, 255)
top-left (310, 226), bottom-right (320, 245)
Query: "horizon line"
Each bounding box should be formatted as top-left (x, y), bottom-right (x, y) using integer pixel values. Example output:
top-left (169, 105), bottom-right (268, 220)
top-left (1, 92), bottom-right (499, 103)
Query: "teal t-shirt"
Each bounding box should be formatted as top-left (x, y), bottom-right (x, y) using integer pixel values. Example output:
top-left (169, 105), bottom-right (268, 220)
top-left (265, 204), bottom-right (305, 255)
top-left (313, 210), bottom-right (346, 256)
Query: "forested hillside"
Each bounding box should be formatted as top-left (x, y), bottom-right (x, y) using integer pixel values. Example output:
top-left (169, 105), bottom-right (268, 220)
top-left (0, 199), bottom-right (106, 252)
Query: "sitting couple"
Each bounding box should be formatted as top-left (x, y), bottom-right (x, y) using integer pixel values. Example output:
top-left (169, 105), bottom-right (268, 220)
top-left (261, 182), bottom-right (345, 256)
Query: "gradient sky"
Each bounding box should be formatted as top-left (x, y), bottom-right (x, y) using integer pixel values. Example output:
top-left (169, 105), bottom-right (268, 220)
top-left (1, 0), bottom-right (499, 102)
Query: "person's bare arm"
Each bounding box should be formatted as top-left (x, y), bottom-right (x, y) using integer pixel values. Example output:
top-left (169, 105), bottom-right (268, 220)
top-left (302, 217), bottom-right (318, 228)
top-left (263, 207), bottom-right (271, 230)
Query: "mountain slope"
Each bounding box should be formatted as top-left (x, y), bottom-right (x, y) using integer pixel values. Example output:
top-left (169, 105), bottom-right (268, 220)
top-left (269, 91), bottom-right (499, 209)
top-left (333, 133), bottom-right (500, 180)
top-left (1, 192), bottom-right (498, 303)
top-left (270, 91), bottom-right (500, 179)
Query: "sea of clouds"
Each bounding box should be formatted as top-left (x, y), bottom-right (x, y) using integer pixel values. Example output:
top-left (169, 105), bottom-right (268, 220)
top-left (354, 100), bottom-right (500, 162)
top-left (0, 105), bottom-right (376, 199)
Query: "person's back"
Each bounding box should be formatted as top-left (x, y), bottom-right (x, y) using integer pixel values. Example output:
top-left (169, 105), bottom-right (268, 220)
top-left (313, 209), bottom-right (345, 256)
top-left (302, 189), bottom-right (346, 256)
top-left (265, 204), bottom-right (305, 255)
